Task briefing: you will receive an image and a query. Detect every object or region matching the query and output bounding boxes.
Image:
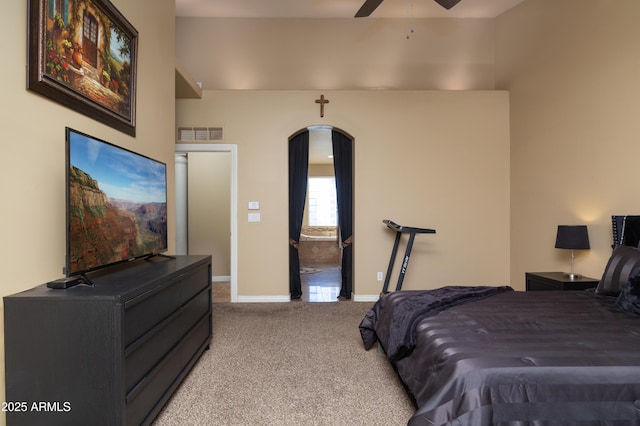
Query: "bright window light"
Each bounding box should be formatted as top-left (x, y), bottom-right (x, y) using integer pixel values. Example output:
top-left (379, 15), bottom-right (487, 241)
top-left (308, 177), bottom-right (337, 226)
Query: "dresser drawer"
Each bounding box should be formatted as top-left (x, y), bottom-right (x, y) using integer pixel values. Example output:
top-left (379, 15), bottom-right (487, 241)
top-left (126, 343), bottom-right (182, 425)
top-left (124, 266), bottom-right (209, 345)
top-left (180, 314), bottom-right (211, 370)
top-left (125, 314), bottom-right (211, 425)
top-left (179, 266), bottom-right (210, 302)
top-left (125, 287), bottom-right (211, 391)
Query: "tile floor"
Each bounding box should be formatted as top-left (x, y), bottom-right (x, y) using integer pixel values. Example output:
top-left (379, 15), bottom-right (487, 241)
top-left (300, 266), bottom-right (342, 302)
top-left (212, 281), bottom-right (231, 302)
top-left (211, 265), bottom-right (344, 303)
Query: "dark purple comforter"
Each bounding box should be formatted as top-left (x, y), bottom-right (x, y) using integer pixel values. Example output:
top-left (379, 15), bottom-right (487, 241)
top-left (360, 289), bottom-right (640, 425)
top-left (360, 286), bottom-right (513, 361)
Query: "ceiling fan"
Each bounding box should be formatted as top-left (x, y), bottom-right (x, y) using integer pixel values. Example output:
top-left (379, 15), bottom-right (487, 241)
top-left (355, 0), bottom-right (462, 17)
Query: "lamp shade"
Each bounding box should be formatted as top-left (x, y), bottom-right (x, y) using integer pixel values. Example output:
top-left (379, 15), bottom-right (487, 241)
top-left (555, 225), bottom-right (590, 250)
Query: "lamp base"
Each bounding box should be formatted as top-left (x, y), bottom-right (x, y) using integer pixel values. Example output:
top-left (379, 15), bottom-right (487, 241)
top-left (564, 273), bottom-right (582, 280)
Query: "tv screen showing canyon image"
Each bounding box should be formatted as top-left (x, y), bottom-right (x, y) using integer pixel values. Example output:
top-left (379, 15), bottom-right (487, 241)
top-left (65, 127), bottom-right (168, 276)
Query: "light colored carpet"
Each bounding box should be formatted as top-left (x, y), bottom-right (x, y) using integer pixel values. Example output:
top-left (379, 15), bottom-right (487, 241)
top-left (153, 302), bottom-right (415, 425)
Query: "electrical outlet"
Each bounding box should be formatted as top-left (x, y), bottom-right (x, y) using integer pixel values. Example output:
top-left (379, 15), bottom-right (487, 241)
top-left (377, 272), bottom-right (383, 281)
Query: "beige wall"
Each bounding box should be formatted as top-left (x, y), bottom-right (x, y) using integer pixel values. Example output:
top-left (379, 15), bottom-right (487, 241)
top-left (0, 0), bottom-right (176, 413)
top-left (176, 90), bottom-right (510, 299)
top-left (187, 152), bottom-right (231, 276)
top-left (497, 0), bottom-right (640, 287)
top-left (176, 17), bottom-right (497, 90)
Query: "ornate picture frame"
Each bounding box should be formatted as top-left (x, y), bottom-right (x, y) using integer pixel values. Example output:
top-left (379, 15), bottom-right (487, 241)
top-left (28, 0), bottom-right (138, 136)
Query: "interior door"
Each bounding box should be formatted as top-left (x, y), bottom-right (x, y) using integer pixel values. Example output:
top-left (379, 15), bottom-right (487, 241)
top-left (82, 12), bottom-right (98, 67)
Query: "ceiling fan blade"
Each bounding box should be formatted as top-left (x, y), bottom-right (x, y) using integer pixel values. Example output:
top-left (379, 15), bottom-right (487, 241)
top-left (433, 0), bottom-right (462, 10)
top-left (355, 0), bottom-right (384, 17)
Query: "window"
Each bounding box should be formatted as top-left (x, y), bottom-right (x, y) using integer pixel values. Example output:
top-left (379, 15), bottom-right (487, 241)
top-left (52, 0), bottom-right (67, 25)
top-left (54, 0), bottom-right (65, 17)
top-left (308, 177), bottom-right (337, 226)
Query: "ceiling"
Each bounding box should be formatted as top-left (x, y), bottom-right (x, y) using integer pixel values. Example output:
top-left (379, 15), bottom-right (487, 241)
top-left (175, 0), bottom-right (525, 19)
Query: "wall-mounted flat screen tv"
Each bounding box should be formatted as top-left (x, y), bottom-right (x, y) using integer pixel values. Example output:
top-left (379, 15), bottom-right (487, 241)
top-left (65, 127), bottom-right (168, 277)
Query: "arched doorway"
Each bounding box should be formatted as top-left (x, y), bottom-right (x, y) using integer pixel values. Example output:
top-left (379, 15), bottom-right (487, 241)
top-left (288, 126), bottom-right (353, 301)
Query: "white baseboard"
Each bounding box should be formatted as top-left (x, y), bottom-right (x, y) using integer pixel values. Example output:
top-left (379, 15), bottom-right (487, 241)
top-left (353, 294), bottom-right (380, 302)
top-left (212, 275), bottom-right (231, 282)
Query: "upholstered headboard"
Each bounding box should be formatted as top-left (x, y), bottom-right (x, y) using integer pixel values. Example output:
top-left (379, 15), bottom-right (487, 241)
top-left (612, 215), bottom-right (640, 248)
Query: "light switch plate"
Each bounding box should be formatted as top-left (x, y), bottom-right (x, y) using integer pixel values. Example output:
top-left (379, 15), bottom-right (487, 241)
top-left (248, 212), bottom-right (261, 222)
top-left (248, 201), bottom-right (260, 210)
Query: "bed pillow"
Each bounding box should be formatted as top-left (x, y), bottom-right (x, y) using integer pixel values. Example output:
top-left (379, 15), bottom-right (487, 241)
top-left (615, 265), bottom-right (640, 314)
top-left (596, 245), bottom-right (640, 296)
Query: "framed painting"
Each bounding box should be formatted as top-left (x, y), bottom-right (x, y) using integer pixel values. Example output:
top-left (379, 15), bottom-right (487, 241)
top-left (27, 0), bottom-right (138, 136)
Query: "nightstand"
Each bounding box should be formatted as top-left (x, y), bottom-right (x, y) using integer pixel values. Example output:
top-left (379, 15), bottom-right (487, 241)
top-left (525, 272), bottom-right (599, 291)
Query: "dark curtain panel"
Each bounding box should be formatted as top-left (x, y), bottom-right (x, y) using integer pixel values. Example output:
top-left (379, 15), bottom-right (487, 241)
top-left (332, 130), bottom-right (354, 299)
top-left (288, 130), bottom-right (309, 299)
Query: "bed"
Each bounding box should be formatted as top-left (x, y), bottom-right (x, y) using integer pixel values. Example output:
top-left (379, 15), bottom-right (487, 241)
top-left (360, 245), bottom-right (640, 425)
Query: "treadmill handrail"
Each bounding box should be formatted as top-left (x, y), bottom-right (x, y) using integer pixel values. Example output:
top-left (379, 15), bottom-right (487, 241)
top-left (383, 219), bottom-right (436, 234)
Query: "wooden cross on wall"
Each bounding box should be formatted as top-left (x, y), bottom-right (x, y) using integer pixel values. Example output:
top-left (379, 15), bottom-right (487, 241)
top-left (315, 94), bottom-right (329, 118)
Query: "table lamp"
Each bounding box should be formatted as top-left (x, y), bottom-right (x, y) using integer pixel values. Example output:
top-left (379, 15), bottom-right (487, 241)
top-left (555, 225), bottom-right (590, 280)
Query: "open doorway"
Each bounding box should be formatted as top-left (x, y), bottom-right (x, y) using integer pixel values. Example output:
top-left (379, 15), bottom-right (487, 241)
top-left (289, 126), bottom-right (353, 302)
top-left (175, 144), bottom-right (238, 302)
top-left (300, 128), bottom-right (341, 301)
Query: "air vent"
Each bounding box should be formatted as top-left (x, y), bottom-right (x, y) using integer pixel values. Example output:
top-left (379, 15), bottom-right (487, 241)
top-left (178, 127), bottom-right (223, 141)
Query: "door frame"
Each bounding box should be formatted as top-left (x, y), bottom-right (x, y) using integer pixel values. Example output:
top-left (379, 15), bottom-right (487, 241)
top-left (175, 144), bottom-right (238, 302)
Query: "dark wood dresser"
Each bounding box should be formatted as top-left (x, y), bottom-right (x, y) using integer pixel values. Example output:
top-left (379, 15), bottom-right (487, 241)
top-left (4, 255), bottom-right (212, 425)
